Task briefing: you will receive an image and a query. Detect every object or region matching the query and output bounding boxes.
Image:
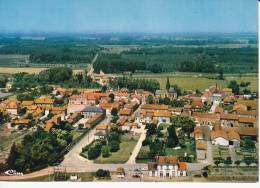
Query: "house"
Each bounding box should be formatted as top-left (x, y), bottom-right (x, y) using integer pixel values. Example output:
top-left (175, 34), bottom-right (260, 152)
top-left (140, 110), bottom-right (153, 124)
top-left (196, 140), bottom-right (207, 160)
top-left (193, 126), bottom-right (204, 140)
top-left (119, 108), bottom-right (133, 117)
top-left (169, 108), bottom-right (182, 115)
top-left (51, 106), bottom-right (67, 116)
top-left (211, 127), bottom-right (240, 147)
top-left (90, 70), bottom-right (115, 86)
top-left (141, 104), bottom-right (169, 111)
top-left (116, 167), bottom-right (125, 178)
top-left (237, 127), bottom-right (258, 138)
top-left (69, 93), bottom-right (97, 105)
top-left (26, 105), bottom-right (38, 113)
top-left (222, 88), bottom-right (233, 97)
top-left (155, 90), bottom-right (168, 98)
top-left (201, 90), bottom-right (212, 103)
top-left (238, 117), bottom-right (257, 127)
top-left (6, 100), bottom-right (19, 115)
top-left (190, 98), bottom-right (204, 111)
top-left (148, 156), bottom-right (187, 178)
top-left (14, 119), bottom-right (30, 126)
top-left (21, 100), bottom-right (34, 108)
top-left (44, 115), bottom-right (61, 131)
top-left (117, 116), bottom-right (128, 127)
top-left (220, 114), bottom-right (239, 127)
top-left (192, 112), bottom-right (219, 128)
top-left (67, 112), bottom-right (82, 124)
top-left (100, 101), bottom-right (121, 115)
top-left (81, 106), bottom-right (105, 118)
top-left (34, 96), bottom-right (54, 107)
top-left (153, 111), bottom-right (171, 124)
top-left (94, 124), bottom-right (108, 140)
top-left (84, 113), bottom-right (105, 129)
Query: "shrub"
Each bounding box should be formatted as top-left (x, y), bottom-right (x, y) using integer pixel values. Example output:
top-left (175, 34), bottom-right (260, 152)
top-left (95, 169), bottom-right (110, 178)
top-left (87, 143), bottom-right (102, 160)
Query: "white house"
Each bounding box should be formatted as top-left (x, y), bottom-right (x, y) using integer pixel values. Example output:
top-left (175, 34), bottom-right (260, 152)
top-left (148, 156), bottom-right (187, 178)
top-left (211, 128), bottom-right (240, 147)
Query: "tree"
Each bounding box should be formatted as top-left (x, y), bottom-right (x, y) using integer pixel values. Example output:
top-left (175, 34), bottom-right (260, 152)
top-left (167, 125), bottom-right (179, 147)
top-left (111, 108), bottom-right (118, 116)
top-left (172, 84), bottom-right (182, 97)
top-left (166, 77), bottom-right (170, 90)
top-left (149, 63), bottom-right (163, 73)
top-left (102, 145), bottom-right (110, 158)
top-left (76, 73), bottom-right (83, 84)
top-left (214, 160), bottom-right (220, 167)
top-left (228, 80), bottom-right (240, 95)
top-left (224, 157), bottom-right (232, 166)
top-left (218, 66), bottom-right (224, 80)
top-left (95, 169), bottom-right (110, 178)
top-left (172, 115), bottom-right (195, 137)
top-left (88, 143), bottom-right (102, 160)
top-left (235, 160), bottom-right (241, 166)
top-left (149, 139), bottom-right (165, 159)
top-left (146, 95), bottom-right (154, 104)
top-left (101, 85), bottom-right (107, 92)
top-left (17, 107), bottom-right (27, 116)
top-left (244, 139), bottom-right (255, 150)
top-left (146, 123), bottom-right (156, 136)
top-left (109, 140), bottom-right (120, 152)
top-left (108, 93), bottom-right (115, 103)
top-left (6, 143), bottom-right (20, 169)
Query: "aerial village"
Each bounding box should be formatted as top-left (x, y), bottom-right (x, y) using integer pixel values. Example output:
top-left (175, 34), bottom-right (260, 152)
top-left (0, 71), bottom-right (258, 182)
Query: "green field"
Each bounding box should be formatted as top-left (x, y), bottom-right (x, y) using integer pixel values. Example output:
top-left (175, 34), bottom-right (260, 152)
top-left (130, 72), bottom-right (258, 92)
top-left (94, 134), bottom-right (139, 164)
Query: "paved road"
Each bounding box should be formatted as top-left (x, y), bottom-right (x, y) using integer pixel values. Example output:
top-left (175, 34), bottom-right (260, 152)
top-left (206, 141), bottom-right (213, 165)
top-left (61, 116), bottom-right (111, 168)
top-left (87, 53), bottom-right (98, 76)
top-left (209, 101), bottom-right (219, 113)
top-left (126, 125), bottom-right (146, 164)
top-left (229, 146), bottom-right (237, 165)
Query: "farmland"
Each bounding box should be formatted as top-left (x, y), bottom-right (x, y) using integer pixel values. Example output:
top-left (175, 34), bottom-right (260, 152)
top-left (0, 67), bottom-right (83, 74)
top-left (130, 72), bottom-right (258, 92)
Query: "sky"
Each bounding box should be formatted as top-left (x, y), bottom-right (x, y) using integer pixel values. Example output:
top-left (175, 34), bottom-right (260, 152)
top-left (0, 0), bottom-right (258, 33)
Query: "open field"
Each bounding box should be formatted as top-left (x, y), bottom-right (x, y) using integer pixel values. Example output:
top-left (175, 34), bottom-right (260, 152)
top-left (94, 134), bottom-right (139, 164)
top-left (131, 72), bottom-right (258, 91)
top-left (0, 67), bottom-right (83, 74)
top-left (99, 45), bottom-right (140, 54)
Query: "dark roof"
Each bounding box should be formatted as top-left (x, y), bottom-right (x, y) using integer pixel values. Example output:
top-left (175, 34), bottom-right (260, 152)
top-left (81, 106), bottom-right (104, 113)
top-left (168, 87), bottom-right (176, 93)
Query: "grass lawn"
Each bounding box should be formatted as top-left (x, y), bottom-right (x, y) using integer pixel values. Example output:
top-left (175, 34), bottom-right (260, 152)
top-left (22, 172), bottom-right (94, 182)
top-left (131, 72), bottom-right (258, 92)
top-left (165, 141), bottom-right (196, 158)
top-left (94, 134), bottom-right (139, 164)
top-left (71, 129), bottom-right (85, 140)
top-left (0, 128), bottom-right (27, 150)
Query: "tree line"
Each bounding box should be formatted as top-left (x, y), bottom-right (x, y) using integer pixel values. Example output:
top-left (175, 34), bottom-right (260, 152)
top-left (109, 76), bottom-right (160, 93)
